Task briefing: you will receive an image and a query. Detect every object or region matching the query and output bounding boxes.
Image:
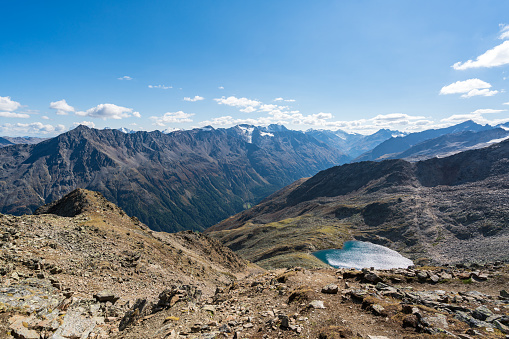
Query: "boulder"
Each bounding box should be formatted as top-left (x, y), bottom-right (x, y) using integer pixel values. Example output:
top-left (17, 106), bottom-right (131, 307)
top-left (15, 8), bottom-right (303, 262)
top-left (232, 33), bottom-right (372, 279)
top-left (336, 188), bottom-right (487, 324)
top-left (321, 284), bottom-right (339, 294)
top-left (93, 290), bottom-right (119, 303)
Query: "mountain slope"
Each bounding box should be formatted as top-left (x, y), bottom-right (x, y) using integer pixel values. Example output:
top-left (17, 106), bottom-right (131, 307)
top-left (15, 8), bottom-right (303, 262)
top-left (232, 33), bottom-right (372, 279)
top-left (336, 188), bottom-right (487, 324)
top-left (379, 128), bottom-right (509, 161)
top-left (0, 125), bottom-right (346, 232)
top-left (354, 120), bottom-right (493, 162)
top-left (207, 139), bottom-right (509, 268)
top-left (1, 136), bottom-right (47, 145)
top-left (306, 128), bottom-right (404, 159)
top-left (0, 136), bottom-right (14, 147)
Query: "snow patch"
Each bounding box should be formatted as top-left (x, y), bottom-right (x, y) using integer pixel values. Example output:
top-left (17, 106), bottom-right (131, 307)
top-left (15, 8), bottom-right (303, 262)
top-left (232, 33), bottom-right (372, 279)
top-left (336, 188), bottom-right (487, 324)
top-left (260, 131), bottom-right (274, 137)
top-left (487, 135), bottom-right (509, 144)
top-left (238, 125), bottom-right (255, 143)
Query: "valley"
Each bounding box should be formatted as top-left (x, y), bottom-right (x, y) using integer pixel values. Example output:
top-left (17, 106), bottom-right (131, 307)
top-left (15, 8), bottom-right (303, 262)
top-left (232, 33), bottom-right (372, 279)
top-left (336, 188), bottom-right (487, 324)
top-left (207, 138), bottom-right (509, 269)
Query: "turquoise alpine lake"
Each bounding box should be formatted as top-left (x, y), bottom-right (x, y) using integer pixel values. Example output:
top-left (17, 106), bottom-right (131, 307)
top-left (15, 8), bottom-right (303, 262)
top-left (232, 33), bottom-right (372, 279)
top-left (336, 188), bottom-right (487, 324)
top-left (312, 241), bottom-right (413, 270)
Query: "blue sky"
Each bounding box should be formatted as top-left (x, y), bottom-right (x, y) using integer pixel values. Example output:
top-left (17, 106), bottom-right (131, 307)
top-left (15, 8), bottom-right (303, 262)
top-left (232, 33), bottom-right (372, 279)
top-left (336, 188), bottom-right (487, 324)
top-left (1, 0), bottom-right (509, 136)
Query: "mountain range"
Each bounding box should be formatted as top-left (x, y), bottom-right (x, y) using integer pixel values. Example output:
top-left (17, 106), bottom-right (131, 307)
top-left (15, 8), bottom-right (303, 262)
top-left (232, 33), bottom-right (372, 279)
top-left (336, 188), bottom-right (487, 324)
top-left (305, 128), bottom-right (405, 160)
top-left (0, 124), bottom-right (346, 232)
top-left (1, 120), bottom-right (507, 235)
top-left (353, 120), bottom-right (502, 162)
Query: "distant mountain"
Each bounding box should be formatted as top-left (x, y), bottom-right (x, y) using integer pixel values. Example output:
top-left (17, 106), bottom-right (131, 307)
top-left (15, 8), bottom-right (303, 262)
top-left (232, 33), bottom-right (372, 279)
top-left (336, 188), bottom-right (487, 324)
top-left (207, 137), bottom-right (509, 268)
top-left (0, 137), bottom-right (14, 147)
top-left (378, 128), bottom-right (509, 161)
top-left (354, 120), bottom-right (492, 162)
top-left (116, 127), bottom-right (137, 134)
top-left (0, 137), bottom-right (48, 147)
top-left (0, 125), bottom-right (346, 233)
top-left (306, 128), bottom-right (405, 159)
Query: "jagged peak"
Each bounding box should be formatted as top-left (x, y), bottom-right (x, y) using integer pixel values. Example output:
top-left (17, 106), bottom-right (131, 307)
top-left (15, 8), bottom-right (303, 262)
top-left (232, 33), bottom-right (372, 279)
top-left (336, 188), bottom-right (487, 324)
top-left (265, 124), bottom-right (288, 132)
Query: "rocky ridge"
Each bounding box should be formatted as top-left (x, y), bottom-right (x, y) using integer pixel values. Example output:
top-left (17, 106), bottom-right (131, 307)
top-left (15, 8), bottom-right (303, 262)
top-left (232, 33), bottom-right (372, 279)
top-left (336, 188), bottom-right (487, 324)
top-left (0, 189), bottom-right (259, 338)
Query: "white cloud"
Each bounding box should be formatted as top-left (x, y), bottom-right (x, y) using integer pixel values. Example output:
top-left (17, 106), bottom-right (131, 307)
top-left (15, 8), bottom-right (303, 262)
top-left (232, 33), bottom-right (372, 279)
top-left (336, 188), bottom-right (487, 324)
top-left (148, 84), bottom-right (172, 89)
top-left (49, 99), bottom-right (75, 115)
top-left (41, 116), bottom-right (50, 120)
top-left (183, 95), bottom-right (204, 102)
top-left (504, 102), bottom-right (509, 105)
top-left (150, 111), bottom-right (195, 126)
top-left (259, 104), bottom-right (279, 112)
top-left (453, 40), bottom-right (509, 70)
top-left (0, 96), bottom-right (21, 112)
top-left (370, 113), bottom-right (425, 125)
top-left (118, 76), bottom-right (133, 80)
top-left (76, 103), bottom-right (139, 120)
top-left (499, 24), bottom-right (509, 39)
top-left (218, 86), bottom-right (224, 90)
top-left (0, 112), bottom-right (30, 118)
top-left (441, 108), bottom-right (509, 126)
top-left (73, 121), bottom-right (96, 128)
top-left (0, 122), bottom-right (65, 135)
top-left (461, 88), bottom-right (499, 98)
top-left (440, 79), bottom-right (492, 94)
top-left (471, 108), bottom-right (506, 114)
top-left (214, 96), bottom-right (261, 109)
top-left (240, 107), bottom-right (257, 113)
top-left (132, 111), bottom-right (141, 118)
top-left (274, 97), bottom-right (296, 102)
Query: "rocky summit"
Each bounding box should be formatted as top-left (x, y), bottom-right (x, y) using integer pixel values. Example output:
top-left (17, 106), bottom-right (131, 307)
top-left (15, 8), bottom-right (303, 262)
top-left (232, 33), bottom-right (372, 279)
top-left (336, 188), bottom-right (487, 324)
top-left (0, 189), bottom-right (261, 338)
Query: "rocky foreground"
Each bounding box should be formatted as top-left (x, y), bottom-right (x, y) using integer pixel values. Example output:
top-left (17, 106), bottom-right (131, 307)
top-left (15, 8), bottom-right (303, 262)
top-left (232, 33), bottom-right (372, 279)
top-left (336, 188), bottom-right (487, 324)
top-left (0, 189), bottom-right (508, 338)
top-left (1, 262), bottom-right (509, 338)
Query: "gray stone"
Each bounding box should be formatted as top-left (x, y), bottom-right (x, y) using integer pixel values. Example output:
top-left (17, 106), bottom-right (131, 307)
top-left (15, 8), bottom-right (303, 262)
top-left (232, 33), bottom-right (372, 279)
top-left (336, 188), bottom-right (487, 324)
top-left (494, 320), bottom-right (509, 334)
top-left (219, 324), bottom-right (232, 333)
top-left (93, 290), bottom-right (119, 303)
top-left (309, 300), bottom-right (325, 309)
top-left (421, 313), bottom-right (448, 329)
top-left (10, 318), bottom-right (40, 339)
top-left (440, 272), bottom-right (453, 280)
top-left (472, 305), bottom-right (493, 321)
top-left (51, 310), bottom-right (96, 339)
top-left (429, 274), bottom-right (440, 283)
top-left (364, 272), bottom-right (382, 283)
top-left (321, 284), bottom-right (339, 294)
top-left (416, 271), bottom-right (428, 282)
top-left (455, 311), bottom-right (474, 324)
top-left (370, 304), bottom-right (385, 316)
top-left (469, 318), bottom-right (492, 328)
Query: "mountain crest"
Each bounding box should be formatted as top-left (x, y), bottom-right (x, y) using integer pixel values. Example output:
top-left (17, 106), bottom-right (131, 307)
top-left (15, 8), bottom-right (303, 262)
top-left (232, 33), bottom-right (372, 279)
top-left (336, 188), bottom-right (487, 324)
top-left (34, 188), bottom-right (124, 218)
